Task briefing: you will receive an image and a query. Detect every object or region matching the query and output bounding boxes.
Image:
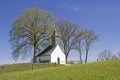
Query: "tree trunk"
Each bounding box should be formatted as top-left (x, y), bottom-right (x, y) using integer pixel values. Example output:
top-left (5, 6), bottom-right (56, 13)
top-left (85, 48), bottom-right (89, 63)
top-left (80, 55), bottom-right (82, 64)
top-left (33, 49), bottom-right (36, 63)
top-left (65, 54), bottom-right (68, 64)
top-left (79, 49), bottom-right (82, 64)
top-left (65, 55), bottom-right (67, 64)
top-left (33, 40), bottom-right (37, 63)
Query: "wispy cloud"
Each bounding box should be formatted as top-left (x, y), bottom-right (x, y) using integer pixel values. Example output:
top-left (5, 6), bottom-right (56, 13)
top-left (96, 8), bottom-right (106, 12)
top-left (72, 7), bottom-right (80, 11)
top-left (57, 4), bottom-right (67, 8)
top-left (57, 4), bottom-right (81, 12)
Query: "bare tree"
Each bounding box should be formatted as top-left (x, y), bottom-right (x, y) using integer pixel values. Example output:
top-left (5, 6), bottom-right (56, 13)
top-left (111, 54), bottom-right (118, 60)
top-left (10, 8), bottom-right (54, 63)
top-left (117, 51), bottom-right (120, 59)
top-left (83, 29), bottom-right (98, 63)
top-left (98, 50), bottom-right (113, 61)
top-left (55, 19), bottom-right (78, 63)
top-left (75, 30), bottom-right (84, 64)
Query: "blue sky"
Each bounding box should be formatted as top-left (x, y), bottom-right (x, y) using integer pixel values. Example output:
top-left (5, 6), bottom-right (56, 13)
top-left (0, 0), bottom-right (120, 64)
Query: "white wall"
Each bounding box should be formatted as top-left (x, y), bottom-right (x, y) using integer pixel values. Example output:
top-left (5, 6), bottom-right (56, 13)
top-left (51, 45), bottom-right (66, 64)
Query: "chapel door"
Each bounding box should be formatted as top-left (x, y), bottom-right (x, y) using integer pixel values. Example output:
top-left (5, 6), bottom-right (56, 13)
top-left (57, 57), bottom-right (60, 64)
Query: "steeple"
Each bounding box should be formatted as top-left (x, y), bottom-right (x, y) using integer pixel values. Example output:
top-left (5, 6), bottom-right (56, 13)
top-left (52, 29), bottom-right (59, 47)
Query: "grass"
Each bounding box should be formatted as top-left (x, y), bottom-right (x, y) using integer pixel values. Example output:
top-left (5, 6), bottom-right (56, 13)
top-left (0, 60), bottom-right (120, 80)
top-left (0, 63), bottom-right (62, 74)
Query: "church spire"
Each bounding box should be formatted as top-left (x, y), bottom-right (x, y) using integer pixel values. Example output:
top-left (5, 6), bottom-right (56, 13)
top-left (52, 29), bottom-right (59, 47)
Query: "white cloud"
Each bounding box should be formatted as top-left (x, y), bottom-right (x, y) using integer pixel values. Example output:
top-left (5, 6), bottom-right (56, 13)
top-left (57, 4), bottom-right (67, 8)
top-left (97, 8), bottom-right (106, 12)
top-left (57, 4), bottom-right (81, 12)
top-left (72, 7), bottom-right (80, 11)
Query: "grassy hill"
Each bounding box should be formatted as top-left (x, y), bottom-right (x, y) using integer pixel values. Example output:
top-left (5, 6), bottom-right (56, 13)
top-left (0, 63), bottom-right (62, 74)
top-left (0, 60), bottom-right (120, 80)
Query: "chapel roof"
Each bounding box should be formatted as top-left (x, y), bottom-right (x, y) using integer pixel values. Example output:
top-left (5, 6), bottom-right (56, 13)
top-left (36, 45), bottom-right (55, 57)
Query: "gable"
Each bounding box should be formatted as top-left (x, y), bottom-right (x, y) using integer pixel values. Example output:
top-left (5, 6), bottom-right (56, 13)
top-left (51, 45), bottom-right (65, 64)
top-left (51, 45), bottom-right (65, 56)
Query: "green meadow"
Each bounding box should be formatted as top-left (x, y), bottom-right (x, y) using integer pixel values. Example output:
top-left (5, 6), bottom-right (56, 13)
top-left (0, 60), bottom-right (120, 80)
top-left (0, 63), bottom-right (62, 74)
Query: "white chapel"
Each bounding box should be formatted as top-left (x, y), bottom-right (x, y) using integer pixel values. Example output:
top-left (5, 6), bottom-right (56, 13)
top-left (36, 29), bottom-right (66, 64)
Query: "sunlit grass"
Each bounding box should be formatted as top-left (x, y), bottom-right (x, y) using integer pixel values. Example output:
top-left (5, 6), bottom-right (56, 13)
top-left (0, 60), bottom-right (120, 80)
top-left (0, 63), bottom-right (62, 74)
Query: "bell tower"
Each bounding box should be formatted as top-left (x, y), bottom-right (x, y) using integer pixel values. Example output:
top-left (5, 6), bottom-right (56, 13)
top-left (52, 29), bottom-right (59, 47)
